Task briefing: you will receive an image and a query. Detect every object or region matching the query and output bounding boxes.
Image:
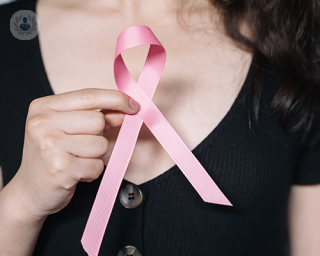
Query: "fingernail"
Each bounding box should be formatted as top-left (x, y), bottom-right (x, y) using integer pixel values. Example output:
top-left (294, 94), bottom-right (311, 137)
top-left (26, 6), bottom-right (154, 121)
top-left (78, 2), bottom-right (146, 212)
top-left (129, 97), bottom-right (140, 111)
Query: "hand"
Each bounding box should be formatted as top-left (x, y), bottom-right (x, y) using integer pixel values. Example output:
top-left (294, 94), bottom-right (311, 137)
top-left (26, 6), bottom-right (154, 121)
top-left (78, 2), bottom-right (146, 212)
top-left (11, 88), bottom-right (140, 220)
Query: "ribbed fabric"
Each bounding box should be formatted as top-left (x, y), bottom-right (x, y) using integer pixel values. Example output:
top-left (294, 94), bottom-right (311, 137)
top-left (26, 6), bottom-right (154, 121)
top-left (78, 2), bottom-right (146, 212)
top-left (1, 1), bottom-right (320, 256)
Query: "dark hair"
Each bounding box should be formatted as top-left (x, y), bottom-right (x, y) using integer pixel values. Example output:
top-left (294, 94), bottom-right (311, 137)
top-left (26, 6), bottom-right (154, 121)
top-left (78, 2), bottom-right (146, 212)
top-left (13, 0), bottom-right (320, 148)
top-left (208, 0), bottom-right (320, 148)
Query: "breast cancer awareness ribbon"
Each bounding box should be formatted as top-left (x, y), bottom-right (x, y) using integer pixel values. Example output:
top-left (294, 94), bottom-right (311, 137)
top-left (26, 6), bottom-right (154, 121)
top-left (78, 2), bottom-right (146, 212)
top-left (81, 25), bottom-right (232, 256)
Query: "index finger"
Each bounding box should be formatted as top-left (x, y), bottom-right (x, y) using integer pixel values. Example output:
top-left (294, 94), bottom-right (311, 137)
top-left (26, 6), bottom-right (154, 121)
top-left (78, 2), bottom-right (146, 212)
top-left (45, 88), bottom-right (139, 114)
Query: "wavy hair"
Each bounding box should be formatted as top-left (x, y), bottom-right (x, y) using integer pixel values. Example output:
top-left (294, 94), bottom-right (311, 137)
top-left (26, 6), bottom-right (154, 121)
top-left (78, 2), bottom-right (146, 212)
top-left (208, 0), bottom-right (320, 148)
top-left (12, 0), bottom-right (320, 148)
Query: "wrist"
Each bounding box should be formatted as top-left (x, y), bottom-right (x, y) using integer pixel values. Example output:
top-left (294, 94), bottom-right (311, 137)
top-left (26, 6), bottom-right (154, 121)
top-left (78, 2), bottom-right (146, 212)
top-left (0, 178), bottom-right (47, 227)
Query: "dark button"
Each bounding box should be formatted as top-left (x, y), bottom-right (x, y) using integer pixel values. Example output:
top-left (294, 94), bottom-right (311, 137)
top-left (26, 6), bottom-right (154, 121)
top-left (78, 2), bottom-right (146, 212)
top-left (118, 245), bottom-right (142, 256)
top-left (119, 184), bottom-right (143, 209)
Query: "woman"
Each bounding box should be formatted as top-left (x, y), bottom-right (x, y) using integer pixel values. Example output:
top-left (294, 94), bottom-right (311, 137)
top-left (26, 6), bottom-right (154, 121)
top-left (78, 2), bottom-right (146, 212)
top-left (0, 0), bottom-right (319, 255)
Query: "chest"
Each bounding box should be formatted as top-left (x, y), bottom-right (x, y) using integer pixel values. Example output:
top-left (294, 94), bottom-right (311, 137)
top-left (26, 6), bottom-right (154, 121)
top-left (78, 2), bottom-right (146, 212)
top-left (36, 6), bottom-right (253, 184)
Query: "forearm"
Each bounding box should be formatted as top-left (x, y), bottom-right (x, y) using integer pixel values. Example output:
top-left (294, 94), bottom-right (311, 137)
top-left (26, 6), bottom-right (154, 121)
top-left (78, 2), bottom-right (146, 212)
top-left (0, 179), bottom-right (46, 256)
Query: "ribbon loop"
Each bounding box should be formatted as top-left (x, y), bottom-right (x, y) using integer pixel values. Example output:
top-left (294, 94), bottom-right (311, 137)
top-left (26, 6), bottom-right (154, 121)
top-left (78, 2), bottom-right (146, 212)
top-left (115, 26), bottom-right (165, 100)
top-left (81, 25), bottom-right (232, 256)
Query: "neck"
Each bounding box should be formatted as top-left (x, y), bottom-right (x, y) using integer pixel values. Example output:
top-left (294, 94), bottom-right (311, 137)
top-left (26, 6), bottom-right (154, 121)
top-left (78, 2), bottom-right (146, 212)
top-left (38, 0), bottom-right (218, 26)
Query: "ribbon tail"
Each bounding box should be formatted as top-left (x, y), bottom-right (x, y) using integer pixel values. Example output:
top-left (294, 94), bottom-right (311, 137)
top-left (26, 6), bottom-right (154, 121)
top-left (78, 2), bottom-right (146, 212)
top-left (147, 113), bottom-right (232, 205)
top-left (121, 71), bottom-right (232, 206)
top-left (81, 114), bottom-right (143, 256)
top-left (134, 97), bottom-right (232, 206)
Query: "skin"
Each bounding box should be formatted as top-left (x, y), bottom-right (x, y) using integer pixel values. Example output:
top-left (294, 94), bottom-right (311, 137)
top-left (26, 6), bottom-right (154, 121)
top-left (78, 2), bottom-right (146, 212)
top-left (34, 0), bottom-right (253, 185)
top-left (288, 185), bottom-right (320, 256)
top-left (0, 89), bottom-right (141, 255)
top-left (0, 0), bottom-right (320, 255)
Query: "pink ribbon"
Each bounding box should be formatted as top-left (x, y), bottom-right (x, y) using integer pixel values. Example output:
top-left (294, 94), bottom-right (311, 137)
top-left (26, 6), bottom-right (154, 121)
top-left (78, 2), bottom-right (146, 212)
top-left (81, 25), bottom-right (232, 256)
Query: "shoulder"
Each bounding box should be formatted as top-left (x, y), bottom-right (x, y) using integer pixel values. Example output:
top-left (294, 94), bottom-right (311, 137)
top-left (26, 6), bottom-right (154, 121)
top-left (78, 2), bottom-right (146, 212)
top-left (247, 54), bottom-right (320, 149)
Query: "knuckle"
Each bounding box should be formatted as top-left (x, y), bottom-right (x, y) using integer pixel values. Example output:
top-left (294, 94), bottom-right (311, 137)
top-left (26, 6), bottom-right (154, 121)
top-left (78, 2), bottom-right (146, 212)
top-left (85, 136), bottom-right (108, 155)
top-left (26, 114), bottom-right (49, 136)
top-left (28, 97), bottom-right (50, 113)
top-left (98, 137), bottom-right (109, 155)
top-left (112, 91), bottom-right (127, 110)
top-left (92, 159), bottom-right (104, 179)
top-left (79, 89), bottom-right (96, 106)
top-left (93, 111), bottom-right (106, 131)
top-left (28, 98), bottom-right (42, 112)
top-left (75, 159), bottom-right (104, 182)
top-left (38, 135), bottom-right (58, 153)
top-left (60, 183), bottom-right (74, 191)
top-left (51, 157), bottom-right (68, 175)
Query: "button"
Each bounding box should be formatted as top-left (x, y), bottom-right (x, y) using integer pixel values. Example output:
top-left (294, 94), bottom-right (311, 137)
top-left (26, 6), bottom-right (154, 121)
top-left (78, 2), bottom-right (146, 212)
top-left (119, 184), bottom-right (143, 209)
top-left (118, 245), bottom-right (142, 256)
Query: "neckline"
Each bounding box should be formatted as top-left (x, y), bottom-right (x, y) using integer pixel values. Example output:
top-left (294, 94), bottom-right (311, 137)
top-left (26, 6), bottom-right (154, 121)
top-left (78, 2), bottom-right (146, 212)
top-left (30, 0), bottom-right (254, 189)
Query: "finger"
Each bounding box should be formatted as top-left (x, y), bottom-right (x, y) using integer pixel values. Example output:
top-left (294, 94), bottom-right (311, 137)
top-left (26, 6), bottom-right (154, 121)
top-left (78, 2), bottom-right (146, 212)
top-left (62, 134), bottom-right (109, 158)
top-left (44, 88), bottom-right (140, 114)
top-left (100, 110), bottom-right (126, 128)
top-left (56, 110), bottom-right (106, 135)
top-left (69, 157), bottom-right (105, 183)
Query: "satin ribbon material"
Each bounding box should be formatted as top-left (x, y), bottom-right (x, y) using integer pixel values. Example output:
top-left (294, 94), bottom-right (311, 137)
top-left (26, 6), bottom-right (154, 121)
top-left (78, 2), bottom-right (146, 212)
top-left (81, 25), bottom-right (232, 256)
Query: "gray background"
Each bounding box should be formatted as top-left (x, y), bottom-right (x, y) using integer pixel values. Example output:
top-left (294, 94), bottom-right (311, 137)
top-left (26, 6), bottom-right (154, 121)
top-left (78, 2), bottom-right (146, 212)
top-left (0, 0), bottom-right (15, 5)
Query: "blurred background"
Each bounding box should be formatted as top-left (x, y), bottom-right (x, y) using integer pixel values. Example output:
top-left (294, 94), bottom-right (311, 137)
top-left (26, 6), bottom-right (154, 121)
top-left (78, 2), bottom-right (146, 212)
top-left (0, 0), bottom-right (14, 4)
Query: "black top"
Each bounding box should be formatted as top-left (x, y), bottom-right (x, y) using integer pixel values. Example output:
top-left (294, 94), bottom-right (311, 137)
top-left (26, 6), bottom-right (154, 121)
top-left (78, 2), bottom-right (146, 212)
top-left (1, 1), bottom-right (320, 256)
